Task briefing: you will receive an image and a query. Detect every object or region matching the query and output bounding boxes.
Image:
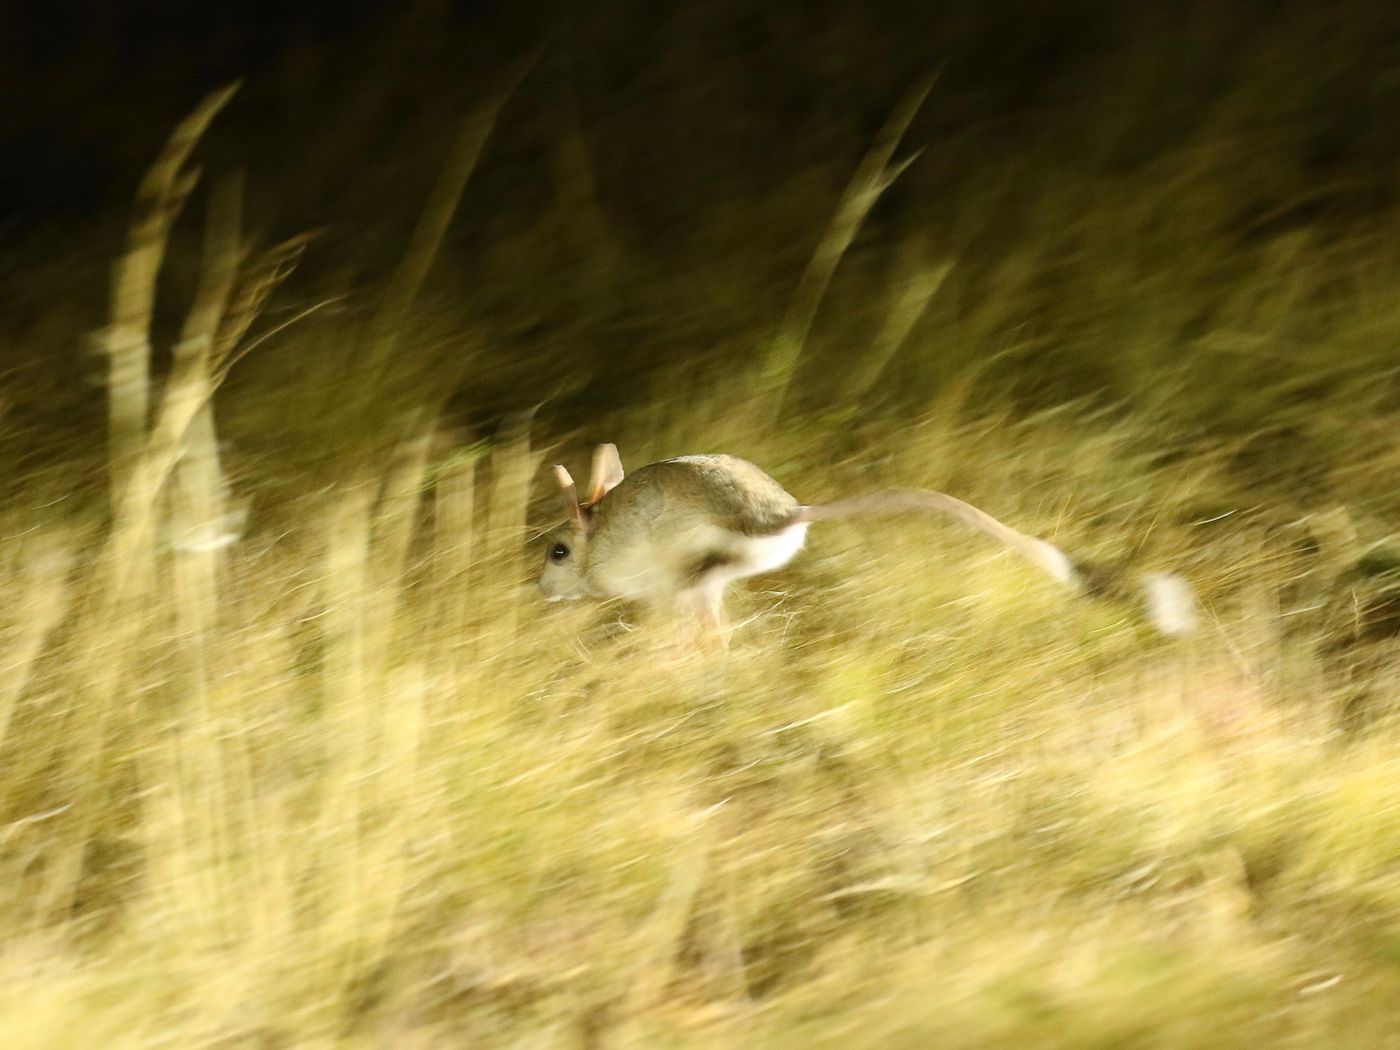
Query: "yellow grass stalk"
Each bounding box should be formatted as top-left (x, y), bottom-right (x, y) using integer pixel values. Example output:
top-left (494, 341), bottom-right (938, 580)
top-left (323, 481), bottom-right (373, 722)
top-left (104, 83), bottom-right (238, 515)
top-left (317, 483), bottom-right (420, 992)
top-left (170, 173), bottom-right (243, 700)
top-left (431, 436), bottom-right (482, 678)
top-left (371, 428), bottom-right (437, 592)
top-left (433, 438), bottom-right (480, 595)
top-left (153, 177), bottom-right (247, 950)
top-left (483, 414), bottom-right (538, 649)
top-left (0, 538), bottom-right (73, 749)
top-left (105, 229), bottom-right (309, 610)
top-left (361, 427), bottom-right (438, 667)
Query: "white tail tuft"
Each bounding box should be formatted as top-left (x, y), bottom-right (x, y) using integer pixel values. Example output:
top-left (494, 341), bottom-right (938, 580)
top-left (1142, 572), bottom-right (1198, 636)
top-left (1031, 538), bottom-right (1080, 588)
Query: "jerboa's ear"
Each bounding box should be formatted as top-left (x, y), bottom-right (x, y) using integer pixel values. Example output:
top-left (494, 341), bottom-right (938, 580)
top-left (554, 465), bottom-right (588, 532)
top-left (585, 443), bottom-right (624, 506)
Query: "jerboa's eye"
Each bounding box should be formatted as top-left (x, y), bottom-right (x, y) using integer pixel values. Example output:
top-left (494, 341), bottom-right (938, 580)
top-left (549, 542), bottom-right (570, 562)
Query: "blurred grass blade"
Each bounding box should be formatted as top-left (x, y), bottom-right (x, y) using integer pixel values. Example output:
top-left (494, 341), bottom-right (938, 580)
top-left (372, 427), bottom-right (437, 584)
top-left (362, 426), bottom-right (438, 662)
top-left (483, 411), bottom-right (538, 649)
top-left (172, 172), bottom-right (243, 608)
top-left (0, 539), bottom-right (74, 748)
top-left (764, 70), bottom-right (938, 420)
top-left (846, 239), bottom-right (954, 402)
top-left (213, 232), bottom-right (317, 373)
top-left (323, 479), bottom-right (373, 720)
top-left (432, 435), bottom-right (482, 674)
top-left (105, 227), bottom-right (310, 607)
top-left (104, 82), bottom-right (239, 513)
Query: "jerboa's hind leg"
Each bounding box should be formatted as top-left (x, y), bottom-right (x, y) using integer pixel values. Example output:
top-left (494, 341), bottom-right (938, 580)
top-left (687, 580), bottom-right (732, 652)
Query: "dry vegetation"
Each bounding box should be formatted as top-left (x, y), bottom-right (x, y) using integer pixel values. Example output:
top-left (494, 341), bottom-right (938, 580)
top-left (4, 5), bottom-right (1400, 1047)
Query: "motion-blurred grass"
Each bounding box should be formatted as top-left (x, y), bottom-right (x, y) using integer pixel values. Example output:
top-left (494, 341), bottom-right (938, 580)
top-left (3, 2), bottom-right (1400, 1046)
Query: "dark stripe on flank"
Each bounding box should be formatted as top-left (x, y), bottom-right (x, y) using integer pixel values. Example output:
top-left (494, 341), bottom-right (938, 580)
top-left (689, 550), bottom-right (740, 581)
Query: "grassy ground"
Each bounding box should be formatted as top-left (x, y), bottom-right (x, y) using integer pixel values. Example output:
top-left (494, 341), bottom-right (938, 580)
top-left (3, 375), bottom-right (1399, 1048)
top-left (4, 5), bottom-right (1400, 1046)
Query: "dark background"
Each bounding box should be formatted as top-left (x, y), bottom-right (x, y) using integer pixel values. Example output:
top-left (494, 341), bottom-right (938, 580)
top-left (5, 0), bottom-right (1400, 476)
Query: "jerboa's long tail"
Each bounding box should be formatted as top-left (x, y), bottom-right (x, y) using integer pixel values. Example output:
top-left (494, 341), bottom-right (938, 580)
top-left (795, 489), bottom-right (1197, 636)
top-left (796, 489), bottom-right (1080, 588)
